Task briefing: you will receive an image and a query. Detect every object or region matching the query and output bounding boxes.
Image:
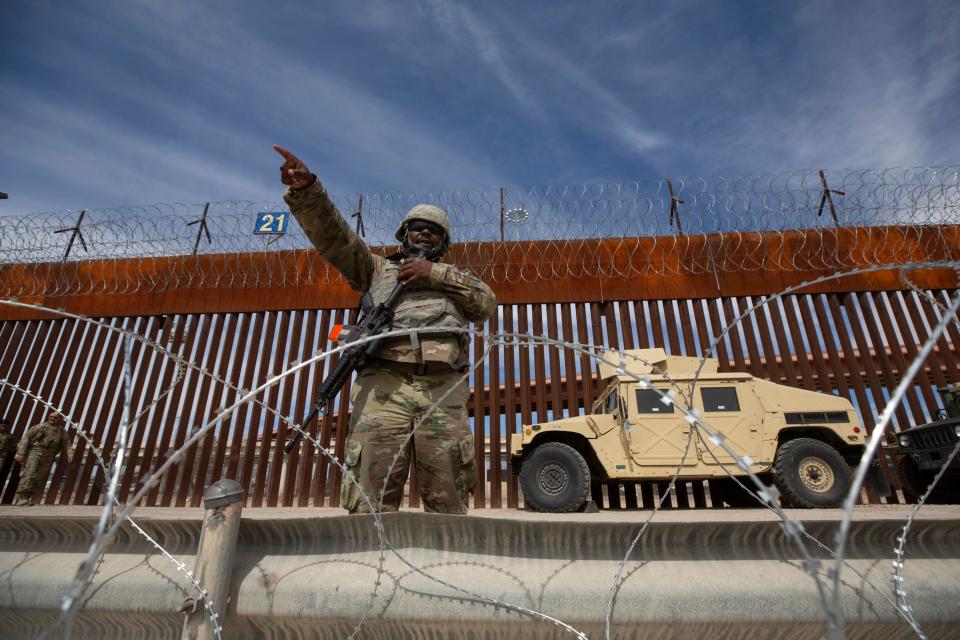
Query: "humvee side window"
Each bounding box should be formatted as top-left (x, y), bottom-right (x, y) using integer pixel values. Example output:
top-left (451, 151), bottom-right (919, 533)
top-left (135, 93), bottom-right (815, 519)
top-left (635, 389), bottom-right (676, 414)
top-left (604, 388), bottom-right (619, 414)
top-left (701, 387), bottom-right (740, 412)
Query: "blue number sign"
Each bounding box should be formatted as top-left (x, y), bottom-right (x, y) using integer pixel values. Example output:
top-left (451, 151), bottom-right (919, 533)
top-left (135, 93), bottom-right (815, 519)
top-left (254, 211), bottom-right (289, 235)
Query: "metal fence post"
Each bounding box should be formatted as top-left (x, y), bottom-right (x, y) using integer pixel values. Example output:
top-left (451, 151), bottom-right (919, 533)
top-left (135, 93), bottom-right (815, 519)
top-left (181, 479), bottom-right (244, 640)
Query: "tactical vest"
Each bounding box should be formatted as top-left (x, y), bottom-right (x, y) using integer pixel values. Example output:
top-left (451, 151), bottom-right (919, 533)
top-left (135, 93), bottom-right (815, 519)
top-left (369, 259), bottom-right (468, 370)
top-left (34, 424), bottom-right (65, 454)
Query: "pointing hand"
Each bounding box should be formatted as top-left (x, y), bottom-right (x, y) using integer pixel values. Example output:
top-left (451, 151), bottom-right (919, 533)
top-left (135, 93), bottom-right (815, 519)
top-left (273, 145), bottom-right (316, 189)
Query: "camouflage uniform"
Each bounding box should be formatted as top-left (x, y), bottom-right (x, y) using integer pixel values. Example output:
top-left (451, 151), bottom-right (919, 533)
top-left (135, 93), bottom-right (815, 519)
top-left (15, 421), bottom-right (72, 505)
top-left (284, 181), bottom-right (496, 513)
top-left (0, 429), bottom-right (15, 461)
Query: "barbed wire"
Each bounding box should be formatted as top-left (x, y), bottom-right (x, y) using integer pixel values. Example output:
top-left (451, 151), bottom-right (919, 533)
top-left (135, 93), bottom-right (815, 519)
top-left (4, 260), bottom-right (959, 639)
top-left (0, 166), bottom-right (958, 297)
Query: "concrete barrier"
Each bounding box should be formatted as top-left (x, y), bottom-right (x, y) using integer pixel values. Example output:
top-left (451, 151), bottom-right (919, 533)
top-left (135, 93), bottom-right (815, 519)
top-left (1, 506), bottom-right (958, 639)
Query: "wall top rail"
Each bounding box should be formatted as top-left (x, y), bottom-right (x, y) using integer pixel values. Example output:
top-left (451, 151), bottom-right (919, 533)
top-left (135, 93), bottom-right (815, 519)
top-left (0, 225), bottom-right (957, 320)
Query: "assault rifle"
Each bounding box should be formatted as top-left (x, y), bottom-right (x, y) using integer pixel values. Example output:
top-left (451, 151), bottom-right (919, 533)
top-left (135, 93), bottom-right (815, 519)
top-left (283, 248), bottom-right (424, 455)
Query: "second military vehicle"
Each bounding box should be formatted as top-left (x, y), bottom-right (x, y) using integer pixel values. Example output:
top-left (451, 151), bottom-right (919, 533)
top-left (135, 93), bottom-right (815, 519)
top-left (892, 384), bottom-right (960, 504)
top-left (510, 349), bottom-right (873, 511)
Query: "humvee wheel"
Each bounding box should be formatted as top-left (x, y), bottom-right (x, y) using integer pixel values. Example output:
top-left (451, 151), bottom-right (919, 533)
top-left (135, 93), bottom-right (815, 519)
top-left (519, 442), bottom-right (591, 512)
top-left (773, 438), bottom-right (851, 508)
top-left (897, 456), bottom-right (953, 504)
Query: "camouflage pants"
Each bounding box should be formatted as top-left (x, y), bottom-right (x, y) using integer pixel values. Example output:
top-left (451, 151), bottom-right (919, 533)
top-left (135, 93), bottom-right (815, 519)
top-left (15, 452), bottom-right (55, 499)
top-left (340, 364), bottom-right (475, 514)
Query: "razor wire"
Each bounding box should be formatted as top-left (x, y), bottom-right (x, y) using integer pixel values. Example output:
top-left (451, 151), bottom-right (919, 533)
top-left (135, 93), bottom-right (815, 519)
top-left (1, 166), bottom-right (959, 297)
top-left (2, 260), bottom-right (958, 639)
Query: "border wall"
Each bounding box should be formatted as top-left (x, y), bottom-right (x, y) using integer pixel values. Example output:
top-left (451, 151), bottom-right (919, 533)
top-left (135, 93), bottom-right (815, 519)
top-left (0, 226), bottom-right (958, 508)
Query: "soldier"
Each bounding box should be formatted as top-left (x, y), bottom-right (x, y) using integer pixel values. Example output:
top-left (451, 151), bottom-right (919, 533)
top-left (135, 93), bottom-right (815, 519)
top-left (275, 145), bottom-right (497, 514)
top-left (14, 412), bottom-right (72, 506)
top-left (0, 418), bottom-right (16, 462)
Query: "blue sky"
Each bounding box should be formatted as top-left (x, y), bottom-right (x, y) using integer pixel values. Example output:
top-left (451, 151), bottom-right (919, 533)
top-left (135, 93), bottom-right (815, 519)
top-left (1, 0), bottom-right (958, 215)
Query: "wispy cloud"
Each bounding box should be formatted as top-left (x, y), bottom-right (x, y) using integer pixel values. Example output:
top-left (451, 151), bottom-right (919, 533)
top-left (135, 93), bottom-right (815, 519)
top-left (0, 0), bottom-right (956, 215)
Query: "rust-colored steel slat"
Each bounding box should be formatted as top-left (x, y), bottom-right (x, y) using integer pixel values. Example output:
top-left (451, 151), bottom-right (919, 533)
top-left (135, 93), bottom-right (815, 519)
top-left (471, 317), bottom-right (487, 509)
top-left (618, 299), bottom-right (636, 350)
top-left (531, 305), bottom-right (549, 424)
top-left (310, 309), bottom-right (337, 505)
top-left (810, 295), bottom-right (853, 398)
top-left (677, 300), bottom-right (698, 358)
top-left (826, 295), bottom-right (885, 504)
top-left (719, 298), bottom-right (748, 373)
top-left (329, 307), bottom-right (359, 506)
top-left (289, 309), bottom-right (317, 507)
top-left (252, 311), bottom-right (290, 507)
top-left (158, 314), bottom-right (208, 506)
top-left (780, 296), bottom-right (818, 391)
top-left (662, 301), bottom-right (683, 360)
top-left (842, 293), bottom-right (911, 432)
top-left (516, 304), bottom-right (533, 508)
top-left (210, 313), bottom-right (251, 498)
top-left (503, 305), bottom-right (520, 508)
top-left (735, 297), bottom-right (768, 380)
top-left (314, 309), bottom-right (343, 506)
top-left (24, 318), bottom-right (75, 503)
top-left (704, 299), bottom-right (733, 371)
top-left (855, 292), bottom-right (921, 427)
top-left (145, 315), bottom-right (192, 506)
top-left (117, 317), bottom-right (170, 503)
top-left (913, 292), bottom-right (960, 383)
top-left (546, 305), bottom-right (564, 421)
top-left (0, 321), bottom-right (26, 421)
top-left (58, 319), bottom-right (119, 504)
top-left (0, 319), bottom-right (53, 501)
top-left (933, 290), bottom-right (960, 381)
top-left (865, 292), bottom-right (927, 422)
top-left (193, 313), bottom-right (241, 507)
top-left (265, 311), bottom-right (297, 507)
top-left (84, 317), bottom-right (142, 505)
top-left (767, 297), bottom-right (799, 387)
top-left (793, 296), bottom-right (834, 394)
top-left (573, 304), bottom-right (595, 414)
top-left (0, 321), bottom-right (29, 500)
top-left (228, 312), bottom-right (265, 495)
top-left (133, 316), bottom-right (189, 505)
top-left (825, 294), bottom-right (876, 432)
top-left (172, 313), bottom-right (220, 507)
top-left (237, 311), bottom-right (277, 506)
top-left (488, 315), bottom-right (502, 509)
top-left (887, 291), bottom-right (947, 390)
top-left (887, 291), bottom-right (946, 396)
top-left (6, 320), bottom-right (51, 436)
top-left (272, 310), bottom-right (303, 506)
top-left (631, 301), bottom-right (650, 350)
top-left (115, 316), bottom-right (168, 504)
top-left (560, 304), bottom-right (580, 418)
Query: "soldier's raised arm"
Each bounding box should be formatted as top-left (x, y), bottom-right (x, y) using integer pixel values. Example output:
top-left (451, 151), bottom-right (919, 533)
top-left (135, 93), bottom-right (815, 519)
top-left (274, 146), bottom-right (377, 292)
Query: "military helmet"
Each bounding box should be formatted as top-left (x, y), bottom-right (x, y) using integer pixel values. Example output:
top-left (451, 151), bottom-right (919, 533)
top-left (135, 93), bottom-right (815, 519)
top-left (394, 204), bottom-right (451, 243)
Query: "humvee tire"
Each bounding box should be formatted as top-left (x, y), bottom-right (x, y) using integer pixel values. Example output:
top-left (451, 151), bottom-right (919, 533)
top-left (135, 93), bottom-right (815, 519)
top-left (897, 456), bottom-right (953, 504)
top-left (773, 438), bottom-right (851, 508)
top-left (519, 442), bottom-right (591, 512)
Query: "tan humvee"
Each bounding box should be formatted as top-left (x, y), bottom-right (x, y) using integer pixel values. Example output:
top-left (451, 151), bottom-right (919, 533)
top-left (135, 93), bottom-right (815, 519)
top-left (510, 348), bottom-right (870, 511)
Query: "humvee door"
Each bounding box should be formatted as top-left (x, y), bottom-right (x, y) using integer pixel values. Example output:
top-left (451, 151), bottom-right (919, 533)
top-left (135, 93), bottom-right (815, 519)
top-left (695, 381), bottom-right (763, 465)
top-left (626, 384), bottom-right (698, 467)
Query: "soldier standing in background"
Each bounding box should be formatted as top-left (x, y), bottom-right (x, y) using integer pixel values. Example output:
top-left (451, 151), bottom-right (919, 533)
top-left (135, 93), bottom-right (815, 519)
top-left (0, 418), bottom-right (16, 463)
top-left (14, 412), bottom-right (72, 506)
top-left (275, 145), bottom-right (497, 515)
